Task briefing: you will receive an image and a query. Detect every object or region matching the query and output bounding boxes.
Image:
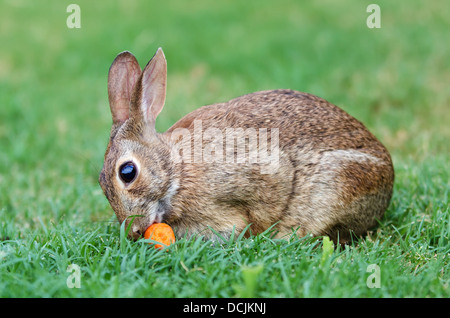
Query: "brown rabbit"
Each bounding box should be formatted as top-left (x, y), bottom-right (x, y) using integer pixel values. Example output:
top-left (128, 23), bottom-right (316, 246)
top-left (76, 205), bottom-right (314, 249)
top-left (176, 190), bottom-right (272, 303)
top-left (99, 48), bottom-right (394, 244)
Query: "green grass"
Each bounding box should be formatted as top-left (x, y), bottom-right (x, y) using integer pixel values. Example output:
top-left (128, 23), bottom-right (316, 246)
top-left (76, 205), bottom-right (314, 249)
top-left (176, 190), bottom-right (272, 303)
top-left (0, 0), bottom-right (449, 297)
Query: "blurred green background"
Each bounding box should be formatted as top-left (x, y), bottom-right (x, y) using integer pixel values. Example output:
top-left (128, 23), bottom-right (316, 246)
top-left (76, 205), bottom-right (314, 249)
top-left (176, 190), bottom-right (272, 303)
top-left (0, 0), bottom-right (448, 297)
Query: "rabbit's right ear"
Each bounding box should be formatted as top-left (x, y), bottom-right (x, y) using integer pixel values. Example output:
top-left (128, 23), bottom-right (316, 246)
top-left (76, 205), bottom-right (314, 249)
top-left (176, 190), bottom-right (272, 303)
top-left (131, 48), bottom-right (167, 127)
top-left (107, 51), bottom-right (142, 124)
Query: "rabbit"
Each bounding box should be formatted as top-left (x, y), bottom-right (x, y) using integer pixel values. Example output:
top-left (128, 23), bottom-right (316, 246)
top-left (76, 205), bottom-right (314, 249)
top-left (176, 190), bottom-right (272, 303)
top-left (99, 48), bottom-right (394, 244)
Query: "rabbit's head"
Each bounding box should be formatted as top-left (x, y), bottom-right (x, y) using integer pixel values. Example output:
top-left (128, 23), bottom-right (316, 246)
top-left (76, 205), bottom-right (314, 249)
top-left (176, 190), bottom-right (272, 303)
top-left (99, 49), bottom-right (178, 239)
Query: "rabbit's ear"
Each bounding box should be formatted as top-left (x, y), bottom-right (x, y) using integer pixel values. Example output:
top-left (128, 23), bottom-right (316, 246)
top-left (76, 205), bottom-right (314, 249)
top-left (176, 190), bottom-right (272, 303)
top-left (132, 48), bottom-right (167, 126)
top-left (107, 51), bottom-right (142, 124)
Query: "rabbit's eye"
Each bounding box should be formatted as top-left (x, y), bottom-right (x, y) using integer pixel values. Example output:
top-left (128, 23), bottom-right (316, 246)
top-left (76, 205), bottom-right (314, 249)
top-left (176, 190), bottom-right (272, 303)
top-left (119, 161), bottom-right (137, 184)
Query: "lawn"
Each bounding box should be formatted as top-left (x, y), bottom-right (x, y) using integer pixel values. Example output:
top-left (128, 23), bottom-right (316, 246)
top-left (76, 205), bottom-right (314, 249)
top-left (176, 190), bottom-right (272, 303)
top-left (0, 0), bottom-right (448, 298)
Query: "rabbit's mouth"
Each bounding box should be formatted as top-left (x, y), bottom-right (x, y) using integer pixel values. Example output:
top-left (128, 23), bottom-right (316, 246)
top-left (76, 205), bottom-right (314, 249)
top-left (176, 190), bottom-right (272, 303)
top-left (130, 201), bottom-right (165, 239)
top-left (150, 182), bottom-right (178, 223)
top-left (148, 204), bottom-right (165, 225)
top-left (131, 180), bottom-right (179, 239)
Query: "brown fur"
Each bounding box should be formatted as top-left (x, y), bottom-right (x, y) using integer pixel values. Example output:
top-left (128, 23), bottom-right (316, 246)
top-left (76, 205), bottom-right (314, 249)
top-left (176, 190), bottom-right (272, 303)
top-left (99, 49), bottom-right (394, 243)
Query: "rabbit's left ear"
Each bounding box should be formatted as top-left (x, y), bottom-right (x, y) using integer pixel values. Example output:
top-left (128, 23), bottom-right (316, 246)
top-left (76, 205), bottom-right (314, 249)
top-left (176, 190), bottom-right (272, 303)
top-left (107, 51), bottom-right (142, 124)
top-left (131, 48), bottom-right (167, 126)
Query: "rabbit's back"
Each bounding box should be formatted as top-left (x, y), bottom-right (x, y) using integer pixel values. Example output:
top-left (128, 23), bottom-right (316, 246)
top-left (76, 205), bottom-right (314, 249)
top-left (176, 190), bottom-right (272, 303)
top-left (168, 89), bottom-right (391, 166)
